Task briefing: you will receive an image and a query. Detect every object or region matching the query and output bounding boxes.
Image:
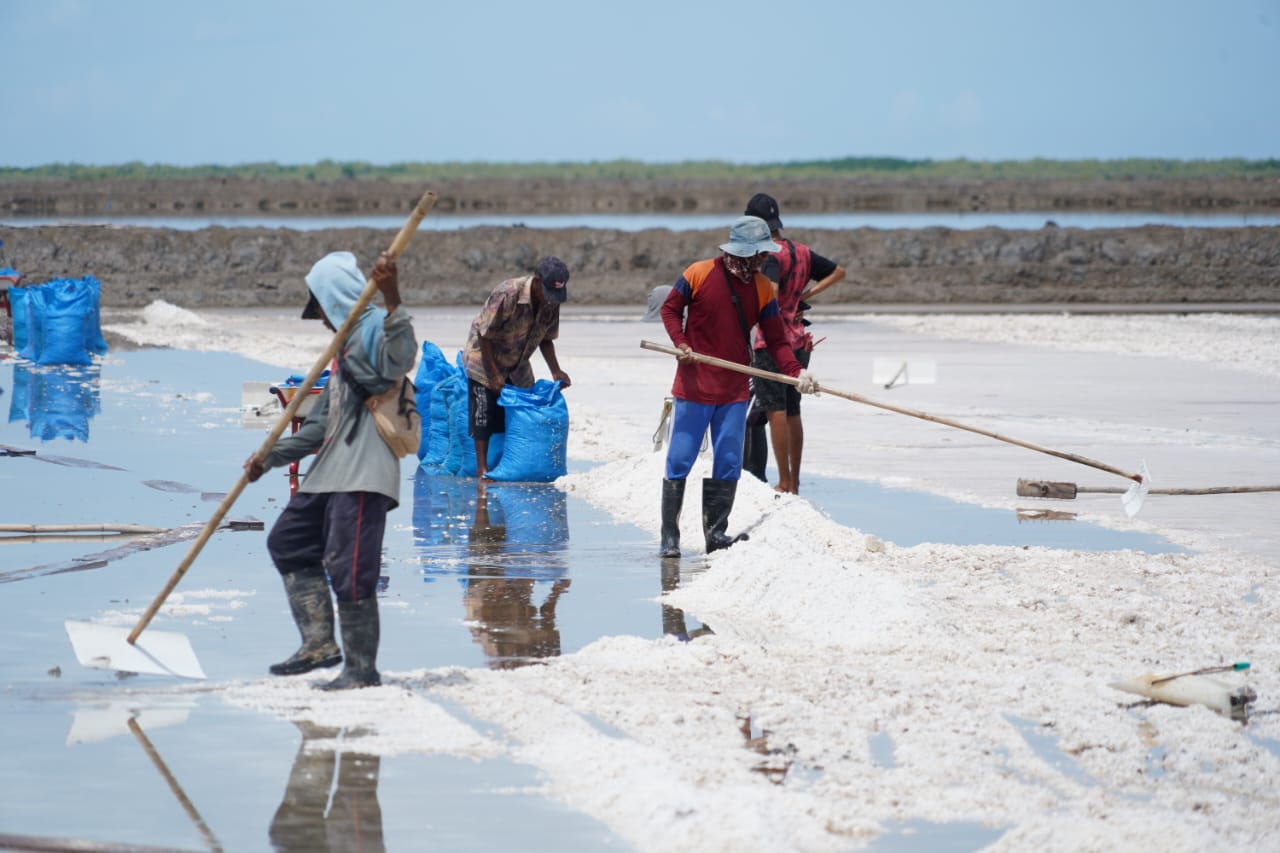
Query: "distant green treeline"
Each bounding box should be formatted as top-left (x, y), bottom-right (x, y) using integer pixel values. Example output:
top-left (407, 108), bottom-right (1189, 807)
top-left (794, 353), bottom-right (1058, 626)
top-left (3, 157), bottom-right (1279, 182)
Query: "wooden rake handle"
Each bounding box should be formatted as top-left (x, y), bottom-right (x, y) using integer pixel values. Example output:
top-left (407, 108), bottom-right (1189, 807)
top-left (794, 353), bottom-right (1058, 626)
top-left (639, 339), bottom-right (1144, 485)
top-left (128, 190), bottom-right (437, 644)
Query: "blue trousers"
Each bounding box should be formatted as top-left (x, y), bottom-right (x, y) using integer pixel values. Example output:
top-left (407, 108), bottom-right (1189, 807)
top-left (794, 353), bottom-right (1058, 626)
top-left (266, 491), bottom-right (392, 602)
top-left (664, 398), bottom-right (748, 481)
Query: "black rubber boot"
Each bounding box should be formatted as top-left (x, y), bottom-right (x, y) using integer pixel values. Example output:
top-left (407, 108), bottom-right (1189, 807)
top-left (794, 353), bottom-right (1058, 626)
top-left (319, 597), bottom-right (381, 690)
top-left (269, 568), bottom-right (342, 676)
top-left (660, 478), bottom-right (686, 558)
top-left (703, 478), bottom-right (749, 553)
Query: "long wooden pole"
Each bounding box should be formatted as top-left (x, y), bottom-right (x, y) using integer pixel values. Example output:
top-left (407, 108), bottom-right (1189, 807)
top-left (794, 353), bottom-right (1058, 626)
top-left (0, 523), bottom-right (166, 534)
top-left (640, 339), bottom-right (1145, 485)
top-left (127, 190), bottom-right (437, 645)
top-left (1019, 478), bottom-right (1280, 499)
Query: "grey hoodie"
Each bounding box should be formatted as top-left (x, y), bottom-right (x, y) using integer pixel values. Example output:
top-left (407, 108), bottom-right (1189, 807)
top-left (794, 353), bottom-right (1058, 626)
top-left (264, 252), bottom-right (417, 507)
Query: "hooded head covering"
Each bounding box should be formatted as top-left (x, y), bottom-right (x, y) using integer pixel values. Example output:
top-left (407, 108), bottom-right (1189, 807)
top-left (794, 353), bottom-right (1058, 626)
top-left (642, 284), bottom-right (673, 321)
top-left (304, 251), bottom-right (385, 354)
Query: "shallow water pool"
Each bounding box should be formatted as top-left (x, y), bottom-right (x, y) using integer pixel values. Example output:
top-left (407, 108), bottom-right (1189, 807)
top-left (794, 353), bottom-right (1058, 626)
top-left (1, 349), bottom-right (666, 850)
top-left (800, 473), bottom-right (1186, 553)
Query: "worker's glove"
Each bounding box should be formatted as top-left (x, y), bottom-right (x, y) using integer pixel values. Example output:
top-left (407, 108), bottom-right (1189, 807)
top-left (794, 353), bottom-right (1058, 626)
top-left (795, 369), bottom-right (819, 395)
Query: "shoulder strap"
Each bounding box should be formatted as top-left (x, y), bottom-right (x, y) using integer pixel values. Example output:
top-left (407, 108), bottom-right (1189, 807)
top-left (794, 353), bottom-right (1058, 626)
top-left (723, 272), bottom-right (753, 361)
top-left (337, 352), bottom-right (371, 446)
top-left (779, 239), bottom-right (797, 292)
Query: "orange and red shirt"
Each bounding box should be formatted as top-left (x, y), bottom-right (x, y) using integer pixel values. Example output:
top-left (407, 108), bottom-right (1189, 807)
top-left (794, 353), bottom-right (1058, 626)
top-left (661, 257), bottom-right (801, 404)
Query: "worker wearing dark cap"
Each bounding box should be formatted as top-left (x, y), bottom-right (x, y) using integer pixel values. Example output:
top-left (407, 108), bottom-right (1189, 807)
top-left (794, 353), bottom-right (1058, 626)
top-left (742, 193), bottom-right (846, 494)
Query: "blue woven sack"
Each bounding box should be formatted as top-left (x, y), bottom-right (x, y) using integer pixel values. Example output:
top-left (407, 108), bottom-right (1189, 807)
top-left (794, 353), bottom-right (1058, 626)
top-left (20, 277), bottom-right (107, 365)
top-left (413, 341), bottom-right (456, 459)
top-left (422, 371), bottom-right (464, 467)
top-left (485, 380), bottom-right (568, 483)
top-left (15, 286), bottom-right (43, 360)
top-left (10, 286), bottom-right (31, 353)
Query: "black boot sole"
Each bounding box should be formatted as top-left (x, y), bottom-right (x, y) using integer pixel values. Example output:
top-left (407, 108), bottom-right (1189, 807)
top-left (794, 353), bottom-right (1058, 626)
top-left (318, 672), bottom-right (382, 691)
top-left (705, 532), bottom-right (749, 553)
top-left (269, 652), bottom-right (343, 676)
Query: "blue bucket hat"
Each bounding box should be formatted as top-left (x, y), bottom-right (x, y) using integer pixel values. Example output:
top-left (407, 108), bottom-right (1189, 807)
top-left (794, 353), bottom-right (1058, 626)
top-left (719, 216), bottom-right (781, 258)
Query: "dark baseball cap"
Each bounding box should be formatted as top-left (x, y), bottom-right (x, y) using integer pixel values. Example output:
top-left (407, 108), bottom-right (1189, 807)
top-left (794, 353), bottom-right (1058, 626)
top-left (301, 290), bottom-right (323, 320)
top-left (744, 192), bottom-right (782, 231)
top-left (535, 256), bottom-right (570, 304)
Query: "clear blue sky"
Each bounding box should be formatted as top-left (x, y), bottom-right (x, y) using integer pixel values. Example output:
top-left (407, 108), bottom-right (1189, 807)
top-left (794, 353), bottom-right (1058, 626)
top-left (2, 0), bottom-right (1277, 167)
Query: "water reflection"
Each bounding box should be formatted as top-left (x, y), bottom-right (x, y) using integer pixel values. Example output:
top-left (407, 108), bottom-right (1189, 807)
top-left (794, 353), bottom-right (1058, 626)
top-left (270, 721), bottom-right (384, 853)
top-left (7, 362), bottom-right (101, 442)
top-left (413, 470), bottom-right (572, 669)
top-left (64, 700), bottom-right (224, 852)
top-left (411, 470), bottom-right (478, 549)
top-left (660, 559), bottom-right (713, 642)
top-left (466, 483), bottom-right (570, 668)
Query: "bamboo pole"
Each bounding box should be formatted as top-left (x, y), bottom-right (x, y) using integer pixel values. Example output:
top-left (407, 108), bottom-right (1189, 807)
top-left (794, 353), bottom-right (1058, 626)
top-left (1018, 479), bottom-right (1280, 499)
top-left (127, 190), bottom-right (437, 646)
top-left (0, 523), bottom-right (166, 535)
top-left (641, 339), bottom-right (1146, 485)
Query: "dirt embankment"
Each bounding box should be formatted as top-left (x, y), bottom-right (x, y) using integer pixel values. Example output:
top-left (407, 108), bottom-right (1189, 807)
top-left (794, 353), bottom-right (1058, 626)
top-left (3, 177), bottom-right (1279, 308)
top-left (6, 175), bottom-right (1280, 218)
top-left (7, 222), bottom-right (1277, 309)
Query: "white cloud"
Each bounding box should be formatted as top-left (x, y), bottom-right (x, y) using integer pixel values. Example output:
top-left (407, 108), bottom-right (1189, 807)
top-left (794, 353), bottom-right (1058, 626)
top-left (941, 90), bottom-right (984, 128)
top-left (888, 89), bottom-right (923, 127)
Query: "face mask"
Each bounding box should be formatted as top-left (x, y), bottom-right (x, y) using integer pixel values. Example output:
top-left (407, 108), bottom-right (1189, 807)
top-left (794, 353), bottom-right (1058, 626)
top-left (724, 252), bottom-right (764, 283)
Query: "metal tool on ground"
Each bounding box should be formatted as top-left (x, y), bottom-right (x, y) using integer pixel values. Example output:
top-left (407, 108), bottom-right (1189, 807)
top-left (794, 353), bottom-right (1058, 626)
top-left (871, 356), bottom-right (937, 390)
top-left (1, 443), bottom-right (126, 469)
top-left (65, 189), bottom-right (438, 680)
top-left (1019, 479), bottom-right (1280, 500)
top-left (1110, 663), bottom-right (1256, 721)
top-left (640, 339), bottom-right (1151, 516)
top-left (651, 396), bottom-right (708, 454)
top-left (652, 397), bottom-right (673, 451)
top-left (1151, 661), bottom-right (1250, 685)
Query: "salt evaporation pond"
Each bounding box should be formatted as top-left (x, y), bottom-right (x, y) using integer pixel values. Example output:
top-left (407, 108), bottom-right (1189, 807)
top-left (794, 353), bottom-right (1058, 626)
top-left (0, 346), bottom-right (1184, 850)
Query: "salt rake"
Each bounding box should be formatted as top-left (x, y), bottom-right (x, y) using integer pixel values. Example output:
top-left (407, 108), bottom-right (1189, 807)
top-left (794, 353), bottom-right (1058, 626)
top-left (871, 356), bottom-right (937, 390)
top-left (1019, 479), bottom-right (1280, 500)
top-left (640, 340), bottom-right (1151, 516)
top-left (65, 189), bottom-right (438, 681)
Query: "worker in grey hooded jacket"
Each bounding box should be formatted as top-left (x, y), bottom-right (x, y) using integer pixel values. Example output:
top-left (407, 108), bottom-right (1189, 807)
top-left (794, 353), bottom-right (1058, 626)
top-left (244, 250), bottom-right (416, 690)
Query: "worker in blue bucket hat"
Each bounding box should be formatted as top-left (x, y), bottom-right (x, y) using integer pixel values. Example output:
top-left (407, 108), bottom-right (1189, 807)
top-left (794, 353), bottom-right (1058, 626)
top-left (657, 216), bottom-right (819, 558)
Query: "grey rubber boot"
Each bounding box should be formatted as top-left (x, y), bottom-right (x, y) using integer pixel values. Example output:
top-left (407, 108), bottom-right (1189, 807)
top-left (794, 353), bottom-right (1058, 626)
top-left (660, 478), bottom-right (686, 558)
top-left (319, 597), bottom-right (381, 690)
top-left (269, 568), bottom-right (342, 676)
top-left (702, 478), bottom-right (749, 553)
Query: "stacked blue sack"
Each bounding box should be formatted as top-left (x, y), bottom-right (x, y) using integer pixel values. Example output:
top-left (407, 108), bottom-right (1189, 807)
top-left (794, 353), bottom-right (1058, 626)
top-left (414, 341), bottom-right (568, 483)
top-left (12, 276), bottom-right (109, 365)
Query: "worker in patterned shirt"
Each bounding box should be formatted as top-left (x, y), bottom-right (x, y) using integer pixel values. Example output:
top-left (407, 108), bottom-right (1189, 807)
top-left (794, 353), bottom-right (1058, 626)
top-left (462, 256), bottom-right (572, 479)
